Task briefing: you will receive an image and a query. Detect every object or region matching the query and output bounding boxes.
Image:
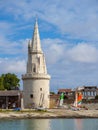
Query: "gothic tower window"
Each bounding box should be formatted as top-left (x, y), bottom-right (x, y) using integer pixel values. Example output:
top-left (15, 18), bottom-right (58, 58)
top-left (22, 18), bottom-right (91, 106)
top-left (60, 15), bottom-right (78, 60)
top-left (32, 63), bottom-right (36, 72)
top-left (37, 57), bottom-right (40, 66)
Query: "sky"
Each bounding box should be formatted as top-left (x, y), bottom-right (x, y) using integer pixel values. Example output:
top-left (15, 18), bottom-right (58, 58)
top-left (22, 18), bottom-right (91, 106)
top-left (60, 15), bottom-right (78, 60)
top-left (0, 0), bottom-right (98, 92)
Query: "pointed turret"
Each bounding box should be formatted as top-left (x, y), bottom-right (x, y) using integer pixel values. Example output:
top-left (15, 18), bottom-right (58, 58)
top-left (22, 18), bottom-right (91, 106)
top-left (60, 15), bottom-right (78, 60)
top-left (31, 19), bottom-right (42, 52)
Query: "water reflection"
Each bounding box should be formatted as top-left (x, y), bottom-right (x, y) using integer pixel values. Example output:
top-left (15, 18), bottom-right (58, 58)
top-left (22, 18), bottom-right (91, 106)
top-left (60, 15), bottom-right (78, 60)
top-left (0, 118), bottom-right (98, 130)
top-left (74, 119), bottom-right (83, 130)
top-left (0, 119), bottom-right (51, 130)
top-left (20, 119), bottom-right (51, 130)
top-left (50, 119), bottom-right (74, 130)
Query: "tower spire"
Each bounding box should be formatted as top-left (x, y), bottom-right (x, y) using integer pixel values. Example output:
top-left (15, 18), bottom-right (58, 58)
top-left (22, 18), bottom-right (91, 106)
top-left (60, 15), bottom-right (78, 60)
top-left (31, 19), bottom-right (42, 52)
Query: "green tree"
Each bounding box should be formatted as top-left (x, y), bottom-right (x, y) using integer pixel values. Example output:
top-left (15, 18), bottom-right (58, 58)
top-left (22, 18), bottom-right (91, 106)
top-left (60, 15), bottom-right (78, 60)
top-left (0, 73), bottom-right (20, 90)
top-left (50, 91), bottom-right (55, 95)
top-left (0, 76), bottom-right (4, 90)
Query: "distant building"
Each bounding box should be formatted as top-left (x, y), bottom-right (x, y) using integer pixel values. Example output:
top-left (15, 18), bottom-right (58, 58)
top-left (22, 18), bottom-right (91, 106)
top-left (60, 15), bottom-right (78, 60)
top-left (77, 86), bottom-right (98, 99)
top-left (0, 90), bottom-right (23, 109)
top-left (58, 89), bottom-right (72, 94)
top-left (58, 89), bottom-right (74, 99)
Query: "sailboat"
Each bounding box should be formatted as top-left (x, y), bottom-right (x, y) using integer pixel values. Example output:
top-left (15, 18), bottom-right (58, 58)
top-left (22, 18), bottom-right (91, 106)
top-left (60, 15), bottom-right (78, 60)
top-left (71, 91), bottom-right (82, 111)
top-left (59, 93), bottom-right (64, 107)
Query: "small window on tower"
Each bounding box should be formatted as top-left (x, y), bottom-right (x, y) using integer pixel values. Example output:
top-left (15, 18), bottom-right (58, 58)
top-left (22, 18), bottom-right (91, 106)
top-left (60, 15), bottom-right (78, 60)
top-left (38, 57), bottom-right (40, 65)
top-left (30, 94), bottom-right (33, 98)
top-left (33, 67), bottom-right (36, 72)
top-left (40, 88), bottom-right (42, 91)
top-left (33, 64), bottom-right (36, 72)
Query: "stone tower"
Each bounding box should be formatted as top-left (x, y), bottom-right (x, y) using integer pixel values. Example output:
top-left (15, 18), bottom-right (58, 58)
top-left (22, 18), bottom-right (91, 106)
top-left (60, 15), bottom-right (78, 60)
top-left (22, 20), bottom-right (50, 108)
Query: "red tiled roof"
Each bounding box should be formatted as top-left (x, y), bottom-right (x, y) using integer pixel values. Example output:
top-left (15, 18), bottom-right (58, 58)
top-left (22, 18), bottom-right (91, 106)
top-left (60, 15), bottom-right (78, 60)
top-left (58, 89), bottom-right (72, 92)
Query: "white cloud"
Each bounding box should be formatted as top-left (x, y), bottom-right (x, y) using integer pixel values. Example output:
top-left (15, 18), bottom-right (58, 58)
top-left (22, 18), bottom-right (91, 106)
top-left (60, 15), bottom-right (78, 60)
top-left (42, 39), bottom-right (98, 64)
top-left (42, 38), bottom-right (66, 64)
top-left (67, 43), bottom-right (98, 63)
top-left (0, 36), bottom-right (28, 56)
top-left (0, 58), bottom-right (26, 74)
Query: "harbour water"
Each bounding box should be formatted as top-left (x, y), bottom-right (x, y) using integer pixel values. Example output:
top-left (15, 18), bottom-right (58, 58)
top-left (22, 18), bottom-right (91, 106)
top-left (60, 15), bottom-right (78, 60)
top-left (0, 118), bottom-right (98, 130)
